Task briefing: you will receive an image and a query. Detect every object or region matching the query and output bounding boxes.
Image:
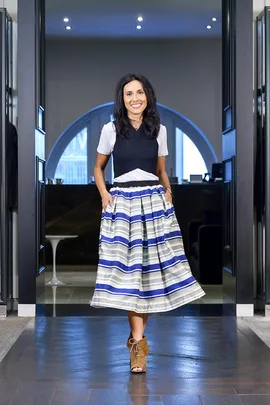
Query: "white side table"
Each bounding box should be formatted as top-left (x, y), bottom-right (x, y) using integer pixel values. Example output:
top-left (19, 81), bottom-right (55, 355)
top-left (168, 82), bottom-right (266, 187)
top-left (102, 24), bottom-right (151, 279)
top-left (46, 235), bottom-right (78, 286)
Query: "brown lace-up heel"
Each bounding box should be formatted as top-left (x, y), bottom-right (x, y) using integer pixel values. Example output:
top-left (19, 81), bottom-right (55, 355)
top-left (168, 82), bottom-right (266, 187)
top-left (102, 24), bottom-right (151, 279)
top-left (126, 333), bottom-right (149, 350)
top-left (127, 336), bottom-right (149, 373)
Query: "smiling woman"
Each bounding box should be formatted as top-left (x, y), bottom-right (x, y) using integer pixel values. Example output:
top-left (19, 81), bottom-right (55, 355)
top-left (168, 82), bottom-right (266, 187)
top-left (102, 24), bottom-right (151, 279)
top-left (90, 73), bottom-right (205, 373)
top-left (114, 74), bottom-right (160, 140)
top-left (124, 80), bottom-right (147, 125)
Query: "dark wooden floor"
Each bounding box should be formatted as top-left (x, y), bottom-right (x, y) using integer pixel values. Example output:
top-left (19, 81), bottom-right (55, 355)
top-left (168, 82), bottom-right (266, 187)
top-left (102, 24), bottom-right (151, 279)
top-left (1, 316), bottom-right (270, 404)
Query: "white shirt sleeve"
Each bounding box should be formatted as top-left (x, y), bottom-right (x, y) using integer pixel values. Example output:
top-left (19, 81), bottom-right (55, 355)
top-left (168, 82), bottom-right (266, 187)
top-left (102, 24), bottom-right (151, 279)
top-left (97, 124), bottom-right (114, 155)
top-left (157, 125), bottom-right (169, 156)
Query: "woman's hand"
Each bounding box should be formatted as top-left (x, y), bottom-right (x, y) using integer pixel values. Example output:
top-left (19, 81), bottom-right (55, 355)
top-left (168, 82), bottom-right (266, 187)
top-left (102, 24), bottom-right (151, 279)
top-left (156, 157), bottom-right (173, 205)
top-left (165, 190), bottom-right (173, 205)
top-left (101, 191), bottom-right (113, 211)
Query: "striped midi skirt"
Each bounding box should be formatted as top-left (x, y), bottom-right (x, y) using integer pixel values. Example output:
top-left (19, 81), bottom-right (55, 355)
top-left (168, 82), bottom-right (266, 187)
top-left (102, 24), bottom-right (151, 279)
top-left (91, 184), bottom-right (205, 313)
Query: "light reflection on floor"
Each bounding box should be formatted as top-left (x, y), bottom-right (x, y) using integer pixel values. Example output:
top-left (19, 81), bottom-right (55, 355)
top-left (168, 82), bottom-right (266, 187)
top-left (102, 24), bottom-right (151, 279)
top-left (37, 271), bottom-right (234, 305)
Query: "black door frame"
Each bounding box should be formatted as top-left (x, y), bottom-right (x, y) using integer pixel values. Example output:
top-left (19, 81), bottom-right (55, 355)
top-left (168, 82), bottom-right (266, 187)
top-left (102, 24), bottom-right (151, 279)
top-left (222, 0), bottom-right (254, 316)
top-left (16, 0), bottom-right (254, 317)
top-left (255, 8), bottom-right (270, 311)
top-left (17, 0), bottom-right (46, 317)
top-left (0, 9), bottom-right (13, 317)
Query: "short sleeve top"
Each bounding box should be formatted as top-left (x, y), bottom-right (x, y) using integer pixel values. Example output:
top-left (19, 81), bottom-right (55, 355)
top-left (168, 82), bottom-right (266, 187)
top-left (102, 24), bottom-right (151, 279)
top-left (97, 122), bottom-right (168, 156)
top-left (97, 122), bottom-right (169, 182)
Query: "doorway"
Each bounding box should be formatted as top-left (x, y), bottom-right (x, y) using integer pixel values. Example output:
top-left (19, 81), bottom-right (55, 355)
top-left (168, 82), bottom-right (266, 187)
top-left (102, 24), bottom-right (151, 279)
top-left (16, 0), bottom-right (254, 317)
top-left (35, 0), bottom-right (233, 316)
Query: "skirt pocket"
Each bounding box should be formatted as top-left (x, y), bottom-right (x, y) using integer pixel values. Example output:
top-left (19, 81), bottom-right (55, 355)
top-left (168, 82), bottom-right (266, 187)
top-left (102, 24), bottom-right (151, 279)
top-left (161, 193), bottom-right (174, 211)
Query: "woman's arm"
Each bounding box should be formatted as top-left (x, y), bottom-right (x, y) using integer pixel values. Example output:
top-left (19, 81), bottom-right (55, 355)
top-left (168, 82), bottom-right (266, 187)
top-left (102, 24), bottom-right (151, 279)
top-left (94, 153), bottom-right (113, 210)
top-left (156, 156), bottom-right (173, 204)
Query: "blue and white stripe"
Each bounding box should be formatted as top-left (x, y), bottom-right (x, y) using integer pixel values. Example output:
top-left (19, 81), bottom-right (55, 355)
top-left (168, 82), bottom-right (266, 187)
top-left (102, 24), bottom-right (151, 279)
top-left (91, 185), bottom-right (205, 313)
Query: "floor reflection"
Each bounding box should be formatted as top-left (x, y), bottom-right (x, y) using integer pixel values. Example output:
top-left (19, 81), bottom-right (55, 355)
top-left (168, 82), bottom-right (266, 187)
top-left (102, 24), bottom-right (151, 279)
top-left (37, 270), bottom-right (234, 305)
top-left (129, 374), bottom-right (149, 405)
top-left (1, 316), bottom-right (270, 403)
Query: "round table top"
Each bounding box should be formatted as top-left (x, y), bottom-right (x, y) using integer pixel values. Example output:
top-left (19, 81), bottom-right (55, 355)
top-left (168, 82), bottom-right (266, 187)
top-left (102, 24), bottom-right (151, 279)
top-left (46, 235), bottom-right (78, 240)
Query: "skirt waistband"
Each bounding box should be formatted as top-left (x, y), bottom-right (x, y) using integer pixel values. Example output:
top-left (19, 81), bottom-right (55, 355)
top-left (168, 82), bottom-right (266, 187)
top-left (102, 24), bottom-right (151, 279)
top-left (113, 180), bottom-right (160, 188)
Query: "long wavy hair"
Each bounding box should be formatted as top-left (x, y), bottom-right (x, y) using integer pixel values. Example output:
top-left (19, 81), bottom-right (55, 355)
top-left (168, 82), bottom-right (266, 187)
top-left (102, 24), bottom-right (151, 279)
top-left (113, 73), bottom-right (160, 139)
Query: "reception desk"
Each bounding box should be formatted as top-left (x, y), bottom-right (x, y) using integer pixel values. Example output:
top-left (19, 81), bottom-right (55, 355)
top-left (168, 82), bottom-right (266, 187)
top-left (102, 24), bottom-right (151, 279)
top-left (45, 183), bottom-right (223, 274)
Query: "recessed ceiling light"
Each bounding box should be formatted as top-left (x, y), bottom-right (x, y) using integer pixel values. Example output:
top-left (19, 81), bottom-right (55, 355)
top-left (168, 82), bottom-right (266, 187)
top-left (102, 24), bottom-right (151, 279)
top-left (137, 16), bottom-right (143, 22)
top-left (212, 17), bottom-right (217, 22)
top-left (206, 25), bottom-right (212, 29)
top-left (63, 17), bottom-right (69, 23)
top-left (136, 25), bottom-right (142, 30)
top-left (66, 25), bottom-right (72, 30)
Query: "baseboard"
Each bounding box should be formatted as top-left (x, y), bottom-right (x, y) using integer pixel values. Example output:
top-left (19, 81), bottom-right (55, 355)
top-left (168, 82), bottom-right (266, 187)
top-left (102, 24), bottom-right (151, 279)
top-left (265, 305), bottom-right (270, 317)
top-left (18, 304), bottom-right (36, 317)
top-left (236, 304), bottom-right (254, 317)
top-left (0, 306), bottom-right (7, 317)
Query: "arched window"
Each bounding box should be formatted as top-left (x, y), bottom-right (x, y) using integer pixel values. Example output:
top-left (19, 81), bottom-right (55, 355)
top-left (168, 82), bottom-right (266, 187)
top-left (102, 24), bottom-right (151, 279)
top-left (175, 128), bottom-right (208, 182)
top-left (46, 103), bottom-right (217, 184)
top-left (54, 127), bottom-right (88, 184)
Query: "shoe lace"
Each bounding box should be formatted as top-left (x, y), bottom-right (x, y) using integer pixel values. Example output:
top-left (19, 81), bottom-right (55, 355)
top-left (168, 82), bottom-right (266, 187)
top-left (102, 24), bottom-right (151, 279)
top-left (129, 338), bottom-right (140, 357)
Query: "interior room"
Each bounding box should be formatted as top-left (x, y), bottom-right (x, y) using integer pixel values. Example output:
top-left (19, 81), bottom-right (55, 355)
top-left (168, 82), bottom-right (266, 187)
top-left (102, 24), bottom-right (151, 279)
top-left (38, 0), bottom-right (232, 313)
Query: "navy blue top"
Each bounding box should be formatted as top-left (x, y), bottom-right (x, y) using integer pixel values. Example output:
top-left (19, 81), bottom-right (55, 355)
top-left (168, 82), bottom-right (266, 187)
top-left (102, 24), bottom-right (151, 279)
top-left (113, 124), bottom-right (158, 178)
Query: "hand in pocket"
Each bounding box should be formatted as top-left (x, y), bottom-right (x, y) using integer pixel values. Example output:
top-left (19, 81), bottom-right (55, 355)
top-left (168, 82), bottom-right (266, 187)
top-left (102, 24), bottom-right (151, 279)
top-left (102, 192), bottom-right (113, 212)
top-left (164, 190), bottom-right (173, 205)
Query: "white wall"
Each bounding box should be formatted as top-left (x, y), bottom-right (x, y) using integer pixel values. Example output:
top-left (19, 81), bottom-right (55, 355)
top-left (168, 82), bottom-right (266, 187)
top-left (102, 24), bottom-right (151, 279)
top-left (253, 0), bottom-right (270, 17)
top-left (46, 38), bottom-right (222, 160)
top-left (0, 0), bottom-right (17, 17)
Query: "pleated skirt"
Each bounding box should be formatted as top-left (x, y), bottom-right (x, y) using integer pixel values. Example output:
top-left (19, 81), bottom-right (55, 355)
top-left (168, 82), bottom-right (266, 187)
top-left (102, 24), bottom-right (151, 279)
top-left (91, 184), bottom-right (205, 313)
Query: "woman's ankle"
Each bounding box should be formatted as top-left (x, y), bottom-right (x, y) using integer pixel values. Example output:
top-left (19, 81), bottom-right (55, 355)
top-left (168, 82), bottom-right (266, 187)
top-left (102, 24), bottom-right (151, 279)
top-left (131, 332), bottom-right (143, 341)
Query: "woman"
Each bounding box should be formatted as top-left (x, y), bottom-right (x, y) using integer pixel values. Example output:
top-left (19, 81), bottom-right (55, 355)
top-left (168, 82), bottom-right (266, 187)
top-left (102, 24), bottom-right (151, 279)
top-left (91, 73), bottom-right (205, 373)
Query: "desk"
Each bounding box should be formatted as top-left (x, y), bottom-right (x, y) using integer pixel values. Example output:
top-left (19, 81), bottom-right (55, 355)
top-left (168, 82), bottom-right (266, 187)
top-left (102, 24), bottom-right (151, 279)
top-left (45, 183), bottom-right (222, 266)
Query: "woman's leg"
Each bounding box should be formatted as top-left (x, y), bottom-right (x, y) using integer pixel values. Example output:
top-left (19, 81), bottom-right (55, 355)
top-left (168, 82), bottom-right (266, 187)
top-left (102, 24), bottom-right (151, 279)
top-left (128, 312), bottom-right (149, 372)
top-left (128, 312), bottom-right (149, 340)
top-left (143, 314), bottom-right (148, 334)
top-left (128, 311), bottom-right (144, 341)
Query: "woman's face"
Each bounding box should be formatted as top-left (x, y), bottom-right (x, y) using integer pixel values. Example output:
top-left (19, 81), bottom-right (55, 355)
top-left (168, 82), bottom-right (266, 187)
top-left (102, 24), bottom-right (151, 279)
top-left (123, 80), bottom-right (147, 117)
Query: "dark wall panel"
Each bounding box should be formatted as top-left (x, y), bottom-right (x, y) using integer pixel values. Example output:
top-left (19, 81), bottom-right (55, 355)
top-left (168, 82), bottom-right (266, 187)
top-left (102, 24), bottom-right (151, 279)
top-left (222, 0), bottom-right (254, 305)
top-left (17, 0), bottom-right (46, 305)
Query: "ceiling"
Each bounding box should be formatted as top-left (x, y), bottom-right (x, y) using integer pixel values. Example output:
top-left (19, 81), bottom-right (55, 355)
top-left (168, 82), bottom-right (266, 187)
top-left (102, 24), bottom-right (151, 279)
top-left (45, 0), bottom-right (222, 39)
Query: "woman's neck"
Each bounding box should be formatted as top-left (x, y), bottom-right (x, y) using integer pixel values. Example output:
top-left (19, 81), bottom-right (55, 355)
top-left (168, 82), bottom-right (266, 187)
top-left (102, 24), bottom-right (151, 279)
top-left (129, 116), bottom-right (142, 130)
top-left (128, 113), bottom-right (143, 124)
